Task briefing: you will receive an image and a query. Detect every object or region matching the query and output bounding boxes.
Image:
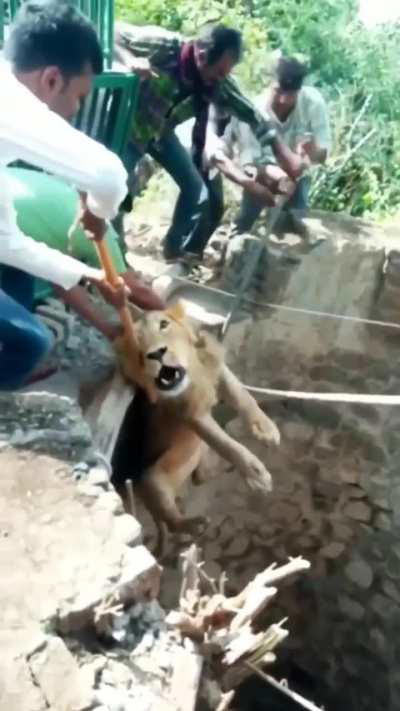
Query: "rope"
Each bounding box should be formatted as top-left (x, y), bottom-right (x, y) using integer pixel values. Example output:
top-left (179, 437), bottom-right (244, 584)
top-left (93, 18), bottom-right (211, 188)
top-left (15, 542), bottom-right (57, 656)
top-left (245, 385), bottom-right (400, 406)
top-left (169, 276), bottom-right (400, 406)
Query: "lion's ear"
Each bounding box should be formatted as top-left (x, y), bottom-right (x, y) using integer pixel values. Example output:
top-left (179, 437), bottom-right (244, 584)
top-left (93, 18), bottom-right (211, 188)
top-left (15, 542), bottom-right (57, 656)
top-left (166, 300), bottom-right (186, 322)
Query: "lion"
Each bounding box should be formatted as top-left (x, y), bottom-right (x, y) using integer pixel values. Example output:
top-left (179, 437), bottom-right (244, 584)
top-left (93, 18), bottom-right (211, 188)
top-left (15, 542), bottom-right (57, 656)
top-left (107, 301), bottom-right (280, 557)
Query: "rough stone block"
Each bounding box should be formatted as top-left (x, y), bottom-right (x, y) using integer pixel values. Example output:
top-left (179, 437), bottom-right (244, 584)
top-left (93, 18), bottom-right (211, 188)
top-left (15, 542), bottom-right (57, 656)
top-left (29, 636), bottom-right (94, 711)
top-left (321, 542), bottom-right (345, 559)
top-left (167, 646), bottom-right (203, 711)
top-left (282, 421), bottom-right (315, 442)
top-left (113, 513), bottom-right (142, 547)
top-left (77, 482), bottom-right (102, 499)
top-left (0, 658), bottom-right (47, 711)
top-left (338, 595), bottom-right (365, 621)
top-left (86, 466), bottom-right (110, 489)
top-left (117, 545), bottom-right (161, 602)
top-left (371, 594), bottom-right (398, 620)
top-left (344, 501), bottom-right (371, 523)
top-left (0, 392), bottom-right (92, 461)
top-left (224, 535), bottom-right (249, 558)
top-left (345, 559), bottom-right (373, 589)
top-left (93, 490), bottom-right (125, 516)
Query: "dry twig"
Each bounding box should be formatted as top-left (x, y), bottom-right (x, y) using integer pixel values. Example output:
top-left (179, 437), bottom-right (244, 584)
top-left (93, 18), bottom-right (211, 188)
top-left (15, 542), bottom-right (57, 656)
top-left (167, 546), bottom-right (319, 710)
top-left (125, 478), bottom-right (136, 516)
top-left (246, 662), bottom-right (325, 711)
top-left (94, 592), bottom-right (124, 636)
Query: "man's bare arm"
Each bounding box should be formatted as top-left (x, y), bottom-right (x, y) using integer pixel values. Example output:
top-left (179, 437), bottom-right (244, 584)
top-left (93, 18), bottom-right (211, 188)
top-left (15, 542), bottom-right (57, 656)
top-left (213, 154), bottom-right (276, 205)
top-left (53, 284), bottom-right (122, 341)
top-left (270, 135), bottom-right (310, 179)
top-left (298, 138), bottom-right (327, 165)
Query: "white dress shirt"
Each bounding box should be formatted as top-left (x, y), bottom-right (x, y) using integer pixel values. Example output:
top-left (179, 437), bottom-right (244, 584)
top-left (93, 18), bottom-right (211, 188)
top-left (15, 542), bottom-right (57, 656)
top-left (0, 60), bottom-right (128, 290)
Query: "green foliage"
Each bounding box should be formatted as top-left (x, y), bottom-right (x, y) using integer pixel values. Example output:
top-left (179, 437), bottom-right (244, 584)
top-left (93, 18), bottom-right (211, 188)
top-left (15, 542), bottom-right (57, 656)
top-left (115, 0), bottom-right (182, 29)
top-left (116, 0), bottom-right (400, 219)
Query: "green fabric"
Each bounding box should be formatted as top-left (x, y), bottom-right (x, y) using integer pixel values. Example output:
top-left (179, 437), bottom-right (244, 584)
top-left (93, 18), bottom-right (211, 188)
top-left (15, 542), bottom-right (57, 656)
top-left (7, 167), bottom-right (126, 303)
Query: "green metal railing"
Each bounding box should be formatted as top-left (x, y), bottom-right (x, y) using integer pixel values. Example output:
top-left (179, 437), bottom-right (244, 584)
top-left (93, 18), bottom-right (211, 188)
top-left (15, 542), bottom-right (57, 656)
top-left (0, 3), bottom-right (5, 46)
top-left (73, 71), bottom-right (139, 161)
top-left (2, 0), bottom-right (114, 67)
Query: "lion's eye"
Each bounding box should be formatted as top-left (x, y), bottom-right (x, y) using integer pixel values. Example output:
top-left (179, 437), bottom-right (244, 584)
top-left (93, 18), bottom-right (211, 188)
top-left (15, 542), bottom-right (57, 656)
top-left (159, 319), bottom-right (169, 331)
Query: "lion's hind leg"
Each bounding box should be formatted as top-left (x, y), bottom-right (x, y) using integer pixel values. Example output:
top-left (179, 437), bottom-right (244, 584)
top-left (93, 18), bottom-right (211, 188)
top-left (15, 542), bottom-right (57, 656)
top-left (191, 443), bottom-right (211, 486)
top-left (136, 464), bottom-right (208, 559)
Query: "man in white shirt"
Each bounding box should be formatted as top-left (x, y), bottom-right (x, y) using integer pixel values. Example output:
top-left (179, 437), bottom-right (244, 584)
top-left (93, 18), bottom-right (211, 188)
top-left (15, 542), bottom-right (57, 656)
top-left (205, 56), bottom-right (330, 234)
top-left (0, 1), bottom-right (163, 390)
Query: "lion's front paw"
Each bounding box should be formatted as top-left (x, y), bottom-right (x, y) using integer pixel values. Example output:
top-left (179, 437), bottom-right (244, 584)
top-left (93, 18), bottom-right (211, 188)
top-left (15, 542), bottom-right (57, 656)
top-left (240, 453), bottom-right (273, 494)
top-left (249, 410), bottom-right (281, 447)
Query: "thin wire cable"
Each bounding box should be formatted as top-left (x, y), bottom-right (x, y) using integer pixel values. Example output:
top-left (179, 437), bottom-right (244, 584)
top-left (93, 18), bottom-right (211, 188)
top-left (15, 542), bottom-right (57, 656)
top-left (171, 275), bottom-right (400, 331)
top-left (169, 275), bottom-right (400, 405)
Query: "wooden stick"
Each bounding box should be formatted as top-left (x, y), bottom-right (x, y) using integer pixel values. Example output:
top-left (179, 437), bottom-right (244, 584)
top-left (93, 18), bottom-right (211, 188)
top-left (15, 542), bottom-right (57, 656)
top-left (255, 557), bottom-right (311, 587)
top-left (68, 213), bottom-right (144, 385)
top-left (92, 234), bottom-right (157, 401)
top-left (125, 478), bottom-right (136, 516)
top-left (229, 587), bottom-right (277, 633)
top-left (216, 690), bottom-right (235, 711)
top-left (245, 662), bottom-right (325, 711)
top-left (95, 239), bottom-right (139, 349)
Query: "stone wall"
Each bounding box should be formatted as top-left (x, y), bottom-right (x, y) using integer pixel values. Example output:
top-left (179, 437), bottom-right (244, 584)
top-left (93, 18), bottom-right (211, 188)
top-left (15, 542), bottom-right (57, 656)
top-left (154, 212), bottom-right (400, 710)
top-left (7, 208), bottom-right (397, 709)
top-left (0, 393), bottom-right (202, 711)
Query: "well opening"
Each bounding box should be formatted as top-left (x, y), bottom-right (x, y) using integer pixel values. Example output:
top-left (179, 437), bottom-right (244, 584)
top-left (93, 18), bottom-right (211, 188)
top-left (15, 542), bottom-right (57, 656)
top-left (84, 210), bottom-right (400, 710)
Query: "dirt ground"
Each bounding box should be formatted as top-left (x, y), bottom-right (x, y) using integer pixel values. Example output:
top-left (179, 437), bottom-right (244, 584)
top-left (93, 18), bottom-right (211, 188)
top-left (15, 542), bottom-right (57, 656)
top-left (0, 449), bottom-right (141, 658)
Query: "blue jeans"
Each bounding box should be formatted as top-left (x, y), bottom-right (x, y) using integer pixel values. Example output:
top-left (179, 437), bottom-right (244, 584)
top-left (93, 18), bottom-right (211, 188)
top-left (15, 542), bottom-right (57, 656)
top-left (126, 133), bottom-right (224, 258)
top-left (235, 175), bottom-right (312, 234)
top-left (0, 267), bottom-right (52, 390)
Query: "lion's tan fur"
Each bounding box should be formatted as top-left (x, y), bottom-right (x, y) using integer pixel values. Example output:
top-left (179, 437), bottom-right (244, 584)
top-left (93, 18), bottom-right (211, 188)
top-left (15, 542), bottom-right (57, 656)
top-left (115, 302), bottom-right (224, 418)
top-left (111, 302), bottom-right (280, 558)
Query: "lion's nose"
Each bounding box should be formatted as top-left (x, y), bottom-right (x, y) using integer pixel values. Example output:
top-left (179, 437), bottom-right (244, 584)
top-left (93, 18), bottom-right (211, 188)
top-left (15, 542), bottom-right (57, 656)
top-left (146, 346), bottom-right (167, 362)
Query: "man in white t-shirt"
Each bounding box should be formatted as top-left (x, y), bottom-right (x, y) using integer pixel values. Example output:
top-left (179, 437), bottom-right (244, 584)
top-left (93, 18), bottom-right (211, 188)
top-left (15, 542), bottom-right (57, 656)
top-left (0, 1), bottom-right (164, 390)
top-left (205, 56), bottom-right (331, 233)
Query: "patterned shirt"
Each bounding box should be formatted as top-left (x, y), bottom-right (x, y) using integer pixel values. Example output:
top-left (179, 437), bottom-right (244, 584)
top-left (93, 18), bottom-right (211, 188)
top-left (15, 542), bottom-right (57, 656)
top-left (115, 23), bottom-right (274, 155)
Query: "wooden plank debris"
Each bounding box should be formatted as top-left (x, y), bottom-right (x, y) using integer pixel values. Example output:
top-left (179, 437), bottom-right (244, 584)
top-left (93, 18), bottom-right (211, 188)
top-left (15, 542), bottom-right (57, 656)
top-left (166, 545), bottom-right (322, 711)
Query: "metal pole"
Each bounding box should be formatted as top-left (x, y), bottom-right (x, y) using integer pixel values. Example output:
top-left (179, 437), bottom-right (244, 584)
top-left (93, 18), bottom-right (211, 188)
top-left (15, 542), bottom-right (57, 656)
top-left (219, 201), bottom-right (285, 340)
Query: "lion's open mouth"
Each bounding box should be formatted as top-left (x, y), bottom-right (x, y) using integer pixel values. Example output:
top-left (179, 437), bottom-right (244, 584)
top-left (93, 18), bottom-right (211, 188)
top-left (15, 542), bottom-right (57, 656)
top-left (155, 365), bottom-right (186, 392)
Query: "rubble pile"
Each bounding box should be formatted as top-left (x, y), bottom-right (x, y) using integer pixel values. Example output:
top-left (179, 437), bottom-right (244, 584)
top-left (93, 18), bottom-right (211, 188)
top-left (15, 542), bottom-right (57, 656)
top-left (0, 386), bottom-right (316, 711)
